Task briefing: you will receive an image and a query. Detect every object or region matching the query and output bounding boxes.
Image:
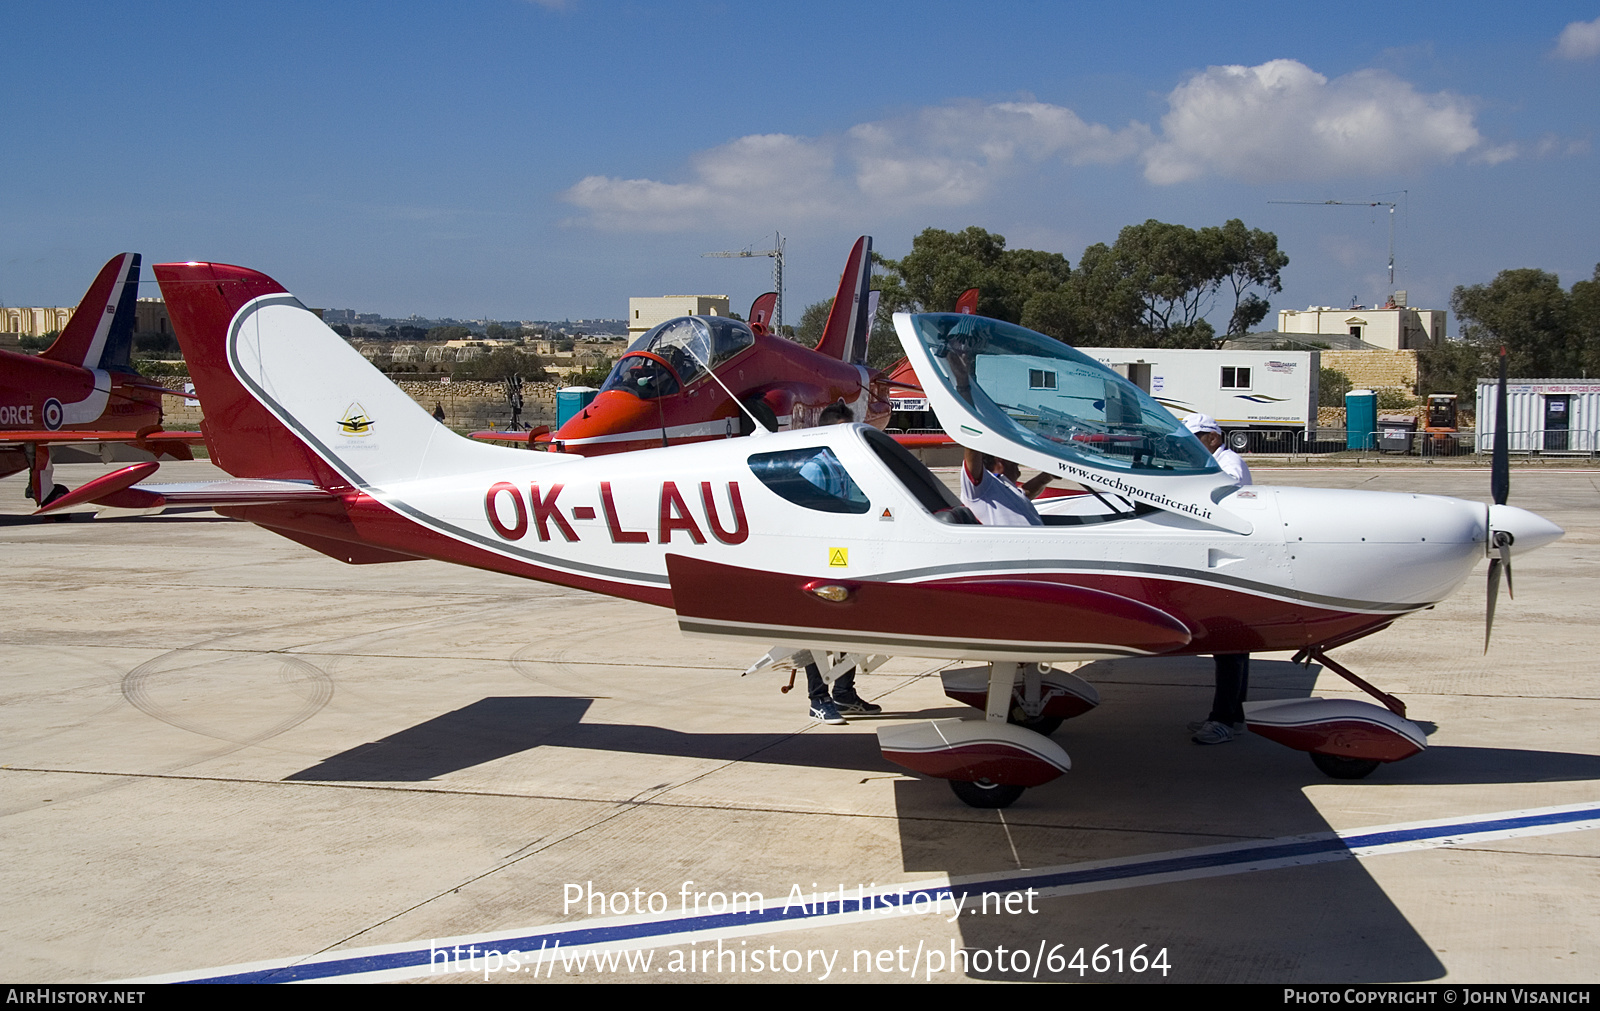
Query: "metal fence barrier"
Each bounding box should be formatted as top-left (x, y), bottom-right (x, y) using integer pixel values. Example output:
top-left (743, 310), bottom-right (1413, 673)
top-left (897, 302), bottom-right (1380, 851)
top-left (1474, 428), bottom-right (1599, 455)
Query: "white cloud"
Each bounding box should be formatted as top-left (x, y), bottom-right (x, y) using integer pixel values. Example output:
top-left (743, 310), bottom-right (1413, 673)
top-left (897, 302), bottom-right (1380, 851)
top-left (1554, 16), bottom-right (1600, 60)
top-left (563, 60), bottom-right (1502, 231)
top-left (1142, 60), bottom-right (1483, 184)
top-left (563, 101), bottom-right (1149, 231)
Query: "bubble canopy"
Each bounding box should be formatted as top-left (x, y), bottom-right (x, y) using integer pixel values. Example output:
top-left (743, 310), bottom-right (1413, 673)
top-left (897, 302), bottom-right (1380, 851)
top-left (908, 313), bottom-right (1219, 476)
top-left (600, 316), bottom-right (755, 400)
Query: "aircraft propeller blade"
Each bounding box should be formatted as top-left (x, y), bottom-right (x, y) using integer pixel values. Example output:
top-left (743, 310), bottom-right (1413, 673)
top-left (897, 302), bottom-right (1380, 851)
top-left (1485, 555), bottom-right (1502, 654)
top-left (1483, 349), bottom-right (1512, 653)
top-left (1491, 348), bottom-right (1509, 506)
top-left (1498, 531), bottom-right (1514, 600)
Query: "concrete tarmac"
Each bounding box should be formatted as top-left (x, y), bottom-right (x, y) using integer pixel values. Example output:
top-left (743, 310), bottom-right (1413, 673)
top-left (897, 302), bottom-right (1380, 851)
top-left (1, 460), bottom-right (1597, 983)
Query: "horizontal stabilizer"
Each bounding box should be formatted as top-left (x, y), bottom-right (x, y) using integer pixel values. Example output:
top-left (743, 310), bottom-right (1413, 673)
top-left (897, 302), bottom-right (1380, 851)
top-left (130, 478), bottom-right (334, 508)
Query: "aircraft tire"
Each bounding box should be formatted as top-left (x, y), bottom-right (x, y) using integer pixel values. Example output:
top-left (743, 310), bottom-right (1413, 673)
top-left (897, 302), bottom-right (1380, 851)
top-left (1310, 752), bottom-right (1381, 780)
top-left (1008, 711), bottom-right (1063, 736)
top-left (949, 778), bottom-right (1025, 809)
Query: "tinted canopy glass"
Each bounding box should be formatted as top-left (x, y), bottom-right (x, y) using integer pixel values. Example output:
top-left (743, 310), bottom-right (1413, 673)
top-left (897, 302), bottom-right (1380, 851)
top-left (748, 447), bottom-right (871, 514)
top-left (909, 314), bottom-right (1218, 475)
top-left (600, 316), bottom-right (754, 401)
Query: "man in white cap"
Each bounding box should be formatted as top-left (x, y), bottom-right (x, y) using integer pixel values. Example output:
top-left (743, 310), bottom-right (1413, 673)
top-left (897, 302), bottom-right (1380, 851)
top-left (1182, 413), bottom-right (1252, 744)
top-left (1182, 413), bottom-right (1251, 485)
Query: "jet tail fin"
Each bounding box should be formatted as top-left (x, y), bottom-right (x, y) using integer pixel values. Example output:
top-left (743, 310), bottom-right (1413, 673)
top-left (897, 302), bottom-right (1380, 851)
top-left (41, 253), bottom-right (141, 372)
top-left (813, 236), bottom-right (873, 364)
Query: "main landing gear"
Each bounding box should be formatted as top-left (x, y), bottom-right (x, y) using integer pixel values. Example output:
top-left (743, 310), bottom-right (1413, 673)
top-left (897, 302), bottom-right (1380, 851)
top-left (877, 661), bottom-right (1088, 809)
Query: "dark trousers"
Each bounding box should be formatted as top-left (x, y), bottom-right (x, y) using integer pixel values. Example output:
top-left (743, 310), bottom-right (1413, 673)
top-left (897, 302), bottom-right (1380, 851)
top-left (1209, 653), bottom-right (1250, 725)
top-left (806, 663), bottom-right (857, 701)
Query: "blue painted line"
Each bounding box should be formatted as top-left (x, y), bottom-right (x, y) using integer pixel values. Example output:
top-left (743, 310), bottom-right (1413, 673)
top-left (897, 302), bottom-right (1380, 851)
top-left (175, 802), bottom-right (1600, 984)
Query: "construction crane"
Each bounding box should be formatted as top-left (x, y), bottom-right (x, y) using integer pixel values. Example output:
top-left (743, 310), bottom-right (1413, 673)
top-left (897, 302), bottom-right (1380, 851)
top-left (702, 233), bottom-right (786, 331)
top-left (1268, 196), bottom-right (1402, 285)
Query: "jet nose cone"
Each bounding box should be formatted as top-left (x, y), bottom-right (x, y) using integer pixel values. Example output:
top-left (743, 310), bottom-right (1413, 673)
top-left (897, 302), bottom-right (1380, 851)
top-left (1489, 504), bottom-right (1564, 555)
top-left (555, 390), bottom-right (655, 441)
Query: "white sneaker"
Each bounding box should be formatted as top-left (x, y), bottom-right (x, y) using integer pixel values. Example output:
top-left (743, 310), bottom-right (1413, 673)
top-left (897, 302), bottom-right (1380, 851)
top-left (1188, 719), bottom-right (1244, 734)
top-left (1191, 720), bottom-right (1235, 745)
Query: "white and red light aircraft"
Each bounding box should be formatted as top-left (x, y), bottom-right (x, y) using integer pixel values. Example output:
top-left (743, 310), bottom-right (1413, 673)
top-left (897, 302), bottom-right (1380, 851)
top-left (72, 260), bottom-right (1561, 808)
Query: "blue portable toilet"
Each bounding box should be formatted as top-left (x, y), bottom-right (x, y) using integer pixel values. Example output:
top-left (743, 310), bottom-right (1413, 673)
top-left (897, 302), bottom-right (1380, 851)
top-left (556, 386), bottom-right (600, 427)
top-left (1345, 389), bottom-right (1376, 451)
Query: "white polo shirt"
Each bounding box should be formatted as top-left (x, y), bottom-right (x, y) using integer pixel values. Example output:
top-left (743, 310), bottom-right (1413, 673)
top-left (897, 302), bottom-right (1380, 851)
top-left (1213, 446), bottom-right (1252, 486)
top-left (960, 466), bottom-right (1043, 526)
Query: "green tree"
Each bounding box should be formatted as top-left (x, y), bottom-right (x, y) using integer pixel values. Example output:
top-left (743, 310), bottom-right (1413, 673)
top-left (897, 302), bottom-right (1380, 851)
top-left (1452, 269), bottom-right (1574, 378)
top-left (795, 298), bottom-right (833, 347)
top-left (1571, 264), bottom-right (1600, 377)
top-left (1417, 339), bottom-right (1496, 400)
top-left (873, 226), bottom-right (1071, 323)
top-left (1212, 218), bottom-right (1289, 335)
top-left (1319, 367), bottom-right (1352, 407)
top-left (1420, 264), bottom-right (1600, 396)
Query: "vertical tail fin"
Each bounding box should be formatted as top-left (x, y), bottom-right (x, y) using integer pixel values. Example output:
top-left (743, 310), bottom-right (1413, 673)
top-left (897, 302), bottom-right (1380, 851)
top-left (155, 261), bottom-right (506, 487)
top-left (813, 236), bottom-right (873, 364)
top-left (41, 253), bottom-right (141, 371)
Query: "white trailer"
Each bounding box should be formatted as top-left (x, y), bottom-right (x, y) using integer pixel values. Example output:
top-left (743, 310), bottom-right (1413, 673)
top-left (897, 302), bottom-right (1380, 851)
top-left (1083, 348), bottom-right (1319, 450)
top-left (1476, 379), bottom-right (1600, 454)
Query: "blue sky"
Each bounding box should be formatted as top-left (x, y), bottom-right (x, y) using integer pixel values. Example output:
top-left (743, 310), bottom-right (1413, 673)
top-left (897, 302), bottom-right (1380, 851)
top-left (2, 2), bottom-right (1596, 332)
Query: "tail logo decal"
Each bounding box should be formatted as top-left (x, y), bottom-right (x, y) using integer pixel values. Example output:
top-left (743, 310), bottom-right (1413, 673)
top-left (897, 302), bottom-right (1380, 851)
top-left (338, 403), bottom-right (375, 437)
top-left (42, 398), bottom-right (64, 431)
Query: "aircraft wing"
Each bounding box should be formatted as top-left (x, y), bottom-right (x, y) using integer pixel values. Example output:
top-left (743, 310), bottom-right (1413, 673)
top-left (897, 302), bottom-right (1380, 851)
top-left (665, 554), bottom-right (1192, 661)
top-left (468, 428), bottom-right (551, 447)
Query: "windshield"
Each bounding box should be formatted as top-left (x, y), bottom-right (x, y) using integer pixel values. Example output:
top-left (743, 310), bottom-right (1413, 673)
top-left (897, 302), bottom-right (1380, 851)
top-left (600, 316), bottom-right (755, 401)
top-left (909, 314), bottom-right (1218, 475)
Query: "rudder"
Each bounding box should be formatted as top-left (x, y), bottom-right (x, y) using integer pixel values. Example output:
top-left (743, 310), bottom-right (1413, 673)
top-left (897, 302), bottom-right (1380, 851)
top-left (42, 253), bottom-right (141, 371)
top-left (156, 261), bottom-right (505, 488)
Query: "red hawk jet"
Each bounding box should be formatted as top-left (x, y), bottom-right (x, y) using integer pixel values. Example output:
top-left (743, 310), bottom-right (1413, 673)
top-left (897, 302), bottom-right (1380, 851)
top-left (1, 253), bottom-right (200, 507)
top-left (521, 237), bottom-right (891, 455)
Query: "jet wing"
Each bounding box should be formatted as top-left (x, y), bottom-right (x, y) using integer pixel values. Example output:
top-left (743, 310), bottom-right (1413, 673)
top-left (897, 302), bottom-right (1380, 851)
top-left (468, 427), bottom-right (551, 447)
top-left (1, 428), bottom-right (205, 445)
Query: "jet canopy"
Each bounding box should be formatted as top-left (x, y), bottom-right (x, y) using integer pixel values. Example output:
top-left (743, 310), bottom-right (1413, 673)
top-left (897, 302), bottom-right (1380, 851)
top-left (906, 313), bottom-right (1218, 476)
top-left (601, 316), bottom-right (755, 401)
